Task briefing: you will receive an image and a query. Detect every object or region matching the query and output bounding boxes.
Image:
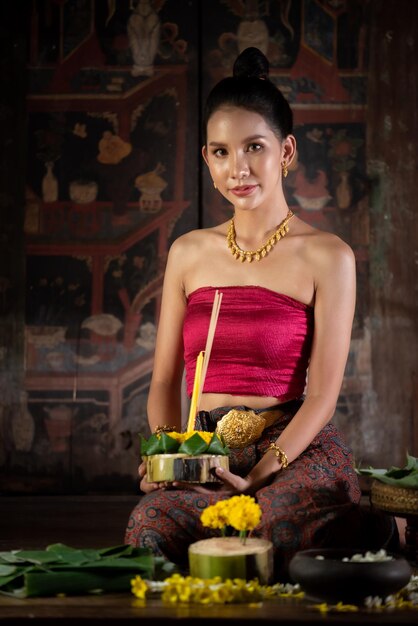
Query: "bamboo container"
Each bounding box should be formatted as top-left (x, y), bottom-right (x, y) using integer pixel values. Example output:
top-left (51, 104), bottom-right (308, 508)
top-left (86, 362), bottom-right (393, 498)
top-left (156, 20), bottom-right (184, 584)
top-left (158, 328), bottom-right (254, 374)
top-left (189, 537), bottom-right (273, 584)
top-left (145, 453), bottom-right (229, 483)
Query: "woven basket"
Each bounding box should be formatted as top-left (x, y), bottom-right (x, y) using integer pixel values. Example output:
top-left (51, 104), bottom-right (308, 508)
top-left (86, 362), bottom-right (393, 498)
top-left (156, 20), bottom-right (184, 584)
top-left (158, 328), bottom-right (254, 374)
top-left (371, 480), bottom-right (418, 516)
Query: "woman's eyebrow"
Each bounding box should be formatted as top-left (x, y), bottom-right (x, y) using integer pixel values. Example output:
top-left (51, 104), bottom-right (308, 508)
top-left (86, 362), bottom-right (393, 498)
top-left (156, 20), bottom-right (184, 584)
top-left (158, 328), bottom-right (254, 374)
top-left (208, 134), bottom-right (267, 146)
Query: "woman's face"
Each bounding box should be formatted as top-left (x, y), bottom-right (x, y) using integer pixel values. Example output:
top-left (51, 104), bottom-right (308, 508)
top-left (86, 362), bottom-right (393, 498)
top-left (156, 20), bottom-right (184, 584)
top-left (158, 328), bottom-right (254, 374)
top-left (202, 106), bottom-right (295, 212)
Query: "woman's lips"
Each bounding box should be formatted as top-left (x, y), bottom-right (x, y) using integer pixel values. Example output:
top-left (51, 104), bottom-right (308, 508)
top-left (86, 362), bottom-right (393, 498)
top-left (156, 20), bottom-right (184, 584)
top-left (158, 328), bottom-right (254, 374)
top-left (230, 185), bottom-right (257, 197)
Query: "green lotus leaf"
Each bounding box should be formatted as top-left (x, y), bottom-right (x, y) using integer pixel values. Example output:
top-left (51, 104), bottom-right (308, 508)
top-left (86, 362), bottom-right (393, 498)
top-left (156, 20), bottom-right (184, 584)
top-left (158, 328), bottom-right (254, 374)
top-left (356, 453), bottom-right (418, 489)
top-left (46, 544), bottom-right (79, 553)
top-left (11, 551), bottom-right (62, 565)
top-left (406, 453), bottom-right (418, 471)
top-left (0, 565), bottom-right (17, 576)
top-left (0, 544), bottom-right (157, 598)
top-left (373, 473), bottom-right (418, 488)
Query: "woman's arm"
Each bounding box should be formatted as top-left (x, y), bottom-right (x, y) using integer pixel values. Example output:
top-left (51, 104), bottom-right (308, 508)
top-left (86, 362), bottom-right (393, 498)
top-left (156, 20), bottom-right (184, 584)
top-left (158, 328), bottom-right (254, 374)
top-left (272, 235), bottom-right (356, 460)
top-left (139, 237), bottom-right (189, 494)
top-left (146, 236), bottom-right (188, 433)
top-left (217, 234), bottom-right (357, 492)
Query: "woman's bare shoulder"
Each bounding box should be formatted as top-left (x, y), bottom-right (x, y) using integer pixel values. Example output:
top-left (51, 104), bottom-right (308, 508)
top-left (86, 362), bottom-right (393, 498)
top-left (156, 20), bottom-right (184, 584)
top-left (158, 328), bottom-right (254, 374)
top-left (169, 224), bottom-right (226, 257)
top-left (294, 218), bottom-right (355, 267)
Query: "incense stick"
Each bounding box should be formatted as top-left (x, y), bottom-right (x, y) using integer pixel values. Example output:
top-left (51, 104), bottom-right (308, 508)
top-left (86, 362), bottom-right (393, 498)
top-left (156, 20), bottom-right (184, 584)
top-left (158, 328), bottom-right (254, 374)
top-left (186, 290), bottom-right (223, 432)
top-left (197, 290), bottom-right (223, 412)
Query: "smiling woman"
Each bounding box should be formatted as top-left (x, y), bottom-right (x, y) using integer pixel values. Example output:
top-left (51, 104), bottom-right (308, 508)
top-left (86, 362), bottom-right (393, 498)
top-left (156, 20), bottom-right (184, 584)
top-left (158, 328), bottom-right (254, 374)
top-left (202, 107), bottom-right (295, 222)
top-left (124, 47), bottom-right (397, 581)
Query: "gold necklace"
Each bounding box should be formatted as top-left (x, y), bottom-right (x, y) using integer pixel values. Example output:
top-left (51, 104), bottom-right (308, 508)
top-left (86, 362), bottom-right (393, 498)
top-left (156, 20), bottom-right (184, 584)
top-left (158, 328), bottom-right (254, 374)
top-left (227, 209), bottom-right (294, 262)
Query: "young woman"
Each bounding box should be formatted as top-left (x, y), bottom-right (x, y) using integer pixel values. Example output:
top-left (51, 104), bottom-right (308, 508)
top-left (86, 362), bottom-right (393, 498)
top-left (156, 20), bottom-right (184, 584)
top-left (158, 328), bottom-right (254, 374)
top-left (125, 47), bottom-right (390, 579)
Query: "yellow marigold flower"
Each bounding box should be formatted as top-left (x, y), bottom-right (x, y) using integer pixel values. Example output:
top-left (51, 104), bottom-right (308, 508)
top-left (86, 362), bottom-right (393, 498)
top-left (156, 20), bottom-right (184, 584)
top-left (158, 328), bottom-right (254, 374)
top-left (247, 578), bottom-right (261, 593)
top-left (200, 507), bottom-right (224, 530)
top-left (183, 430), bottom-right (213, 444)
top-left (158, 576), bottom-right (301, 606)
top-left (293, 591), bottom-right (305, 599)
top-left (222, 578), bottom-right (235, 591)
top-left (334, 602), bottom-right (358, 612)
top-left (200, 500), bottom-right (230, 529)
top-left (166, 431), bottom-right (184, 443)
top-left (162, 585), bottom-right (179, 604)
top-left (201, 495), bottom-right (262, 538)
top-left (216, 499), bottom-right (233, 516)
top-left (165, 573), bottom-right (185, 585)
top-left (228, 506), bottom-right (260, 531)
top-left (130, 575), bottom-right (148, 600)
top-left (211, 585), bottom-right (234, 604)
top-left (165, 430), bottom-right (217, 445)
top-left (262, 585), bottom-right (276, 598)
top-left (175, 581), bottom-right (192, 603)
top-left (194, 586), bottom-right (214, 605)
top-left (393, 598), bottom-right (415, 609)
top-left (239, 580), bottom-right (263, 603)
top-left (227, 496), bottom-right (262, 532)
top-left (196, 431), bottom-right (214, 444)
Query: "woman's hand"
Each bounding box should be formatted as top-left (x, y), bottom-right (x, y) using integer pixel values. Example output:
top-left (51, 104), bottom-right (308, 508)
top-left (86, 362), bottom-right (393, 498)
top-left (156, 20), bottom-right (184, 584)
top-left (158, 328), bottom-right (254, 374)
top-left (213, 467), bottom-right (257, 494)
top-left (138, 460), bottom-right (169, 494)
top-left (172, 467), bottom-right (254, 495)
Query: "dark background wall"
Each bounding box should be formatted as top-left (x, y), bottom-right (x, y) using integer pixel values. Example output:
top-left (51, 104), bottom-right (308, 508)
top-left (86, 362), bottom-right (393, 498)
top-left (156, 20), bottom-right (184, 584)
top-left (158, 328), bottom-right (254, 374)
top-left (0, 0), bottom-right (416, 495)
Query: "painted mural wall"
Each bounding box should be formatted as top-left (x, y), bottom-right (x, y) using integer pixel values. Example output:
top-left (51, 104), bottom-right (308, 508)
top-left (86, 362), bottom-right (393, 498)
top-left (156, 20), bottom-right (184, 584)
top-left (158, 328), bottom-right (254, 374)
top-left (2, 0), bottom-right (199, 493)
top-left (0, 0), bottom-right (416, 494)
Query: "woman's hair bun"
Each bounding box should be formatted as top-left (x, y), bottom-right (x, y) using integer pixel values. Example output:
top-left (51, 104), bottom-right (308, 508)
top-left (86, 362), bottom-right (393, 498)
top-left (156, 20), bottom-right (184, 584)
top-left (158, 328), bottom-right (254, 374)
top-left (232, 47), bottom-right (269, 80)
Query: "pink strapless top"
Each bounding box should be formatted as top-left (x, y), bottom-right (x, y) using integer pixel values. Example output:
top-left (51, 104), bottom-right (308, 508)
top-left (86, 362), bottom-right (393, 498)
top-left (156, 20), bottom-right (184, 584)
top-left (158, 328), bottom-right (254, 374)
top-left (183, 286), bottom-right (314, 399)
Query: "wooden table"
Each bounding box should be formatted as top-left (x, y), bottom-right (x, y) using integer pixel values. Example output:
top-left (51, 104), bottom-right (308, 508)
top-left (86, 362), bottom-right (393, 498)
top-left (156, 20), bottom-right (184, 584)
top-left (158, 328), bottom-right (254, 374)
top-left (0, 593), bottom-right (417, 625)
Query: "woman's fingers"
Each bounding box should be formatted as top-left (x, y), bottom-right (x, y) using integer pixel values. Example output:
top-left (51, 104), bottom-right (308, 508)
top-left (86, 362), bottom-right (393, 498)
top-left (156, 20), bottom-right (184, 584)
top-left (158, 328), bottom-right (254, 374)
top-left (138, 461), bottom-right (166, 493)
top-left (140, 477), bottom-right (160, 493)
top-left (170, 469), bottom-right (251, 494)
top-left (215, 467), bottom-right (250, 492)
top-left (139, 469), bottom-right (250, 495)
top-left (214, 466), bottom-right (238, 485)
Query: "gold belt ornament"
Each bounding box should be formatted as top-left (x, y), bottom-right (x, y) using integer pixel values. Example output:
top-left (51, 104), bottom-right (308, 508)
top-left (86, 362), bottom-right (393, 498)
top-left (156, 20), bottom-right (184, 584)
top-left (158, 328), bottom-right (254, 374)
top-left (215, 408), bottom-right (284, 449)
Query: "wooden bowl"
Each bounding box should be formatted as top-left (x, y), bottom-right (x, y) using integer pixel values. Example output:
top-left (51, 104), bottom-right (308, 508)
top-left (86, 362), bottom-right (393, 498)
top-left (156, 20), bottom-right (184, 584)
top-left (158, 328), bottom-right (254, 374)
top-left (289, 548), bottom-right (412, 604)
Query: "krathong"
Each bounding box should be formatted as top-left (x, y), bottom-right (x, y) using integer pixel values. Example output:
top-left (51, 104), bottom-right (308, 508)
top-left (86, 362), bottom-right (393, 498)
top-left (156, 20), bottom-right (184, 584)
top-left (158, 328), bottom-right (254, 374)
top-left (139, 429), bottom-right (230, 483)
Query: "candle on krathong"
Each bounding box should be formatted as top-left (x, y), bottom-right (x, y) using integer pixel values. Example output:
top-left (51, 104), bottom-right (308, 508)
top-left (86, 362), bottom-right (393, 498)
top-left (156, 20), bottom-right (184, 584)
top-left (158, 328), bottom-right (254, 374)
top-left (186, 349), bottom-right (205, 433)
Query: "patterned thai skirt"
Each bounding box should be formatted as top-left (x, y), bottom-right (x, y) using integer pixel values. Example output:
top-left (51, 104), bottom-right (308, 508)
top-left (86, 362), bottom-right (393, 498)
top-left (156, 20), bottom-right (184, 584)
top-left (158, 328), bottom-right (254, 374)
top-left (125, 399), bottom-right (365, 580)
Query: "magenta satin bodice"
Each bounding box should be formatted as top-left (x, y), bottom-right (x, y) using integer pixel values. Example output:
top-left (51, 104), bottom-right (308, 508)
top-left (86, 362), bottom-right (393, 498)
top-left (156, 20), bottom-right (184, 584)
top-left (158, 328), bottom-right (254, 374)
top-left (183, 285), bottom-right (314, 400)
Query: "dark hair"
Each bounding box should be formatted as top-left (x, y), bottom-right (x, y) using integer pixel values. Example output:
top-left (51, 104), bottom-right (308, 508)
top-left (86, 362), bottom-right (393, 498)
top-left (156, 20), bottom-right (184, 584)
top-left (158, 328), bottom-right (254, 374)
top-left (203, 47), bottom-right (293, 144)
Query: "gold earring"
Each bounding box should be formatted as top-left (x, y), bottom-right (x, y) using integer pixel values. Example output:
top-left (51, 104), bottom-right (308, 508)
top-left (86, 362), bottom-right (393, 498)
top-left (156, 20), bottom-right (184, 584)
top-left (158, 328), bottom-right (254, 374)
top-left (281, 161), bottom-right (288, 178)
top-left (213, 181), bottom-right (217, 189)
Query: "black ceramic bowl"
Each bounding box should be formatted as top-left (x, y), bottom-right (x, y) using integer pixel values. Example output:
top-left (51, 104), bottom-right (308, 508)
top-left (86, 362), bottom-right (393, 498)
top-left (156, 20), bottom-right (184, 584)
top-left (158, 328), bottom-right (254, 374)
top-left (289, 548), bottom-right (412, 604)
